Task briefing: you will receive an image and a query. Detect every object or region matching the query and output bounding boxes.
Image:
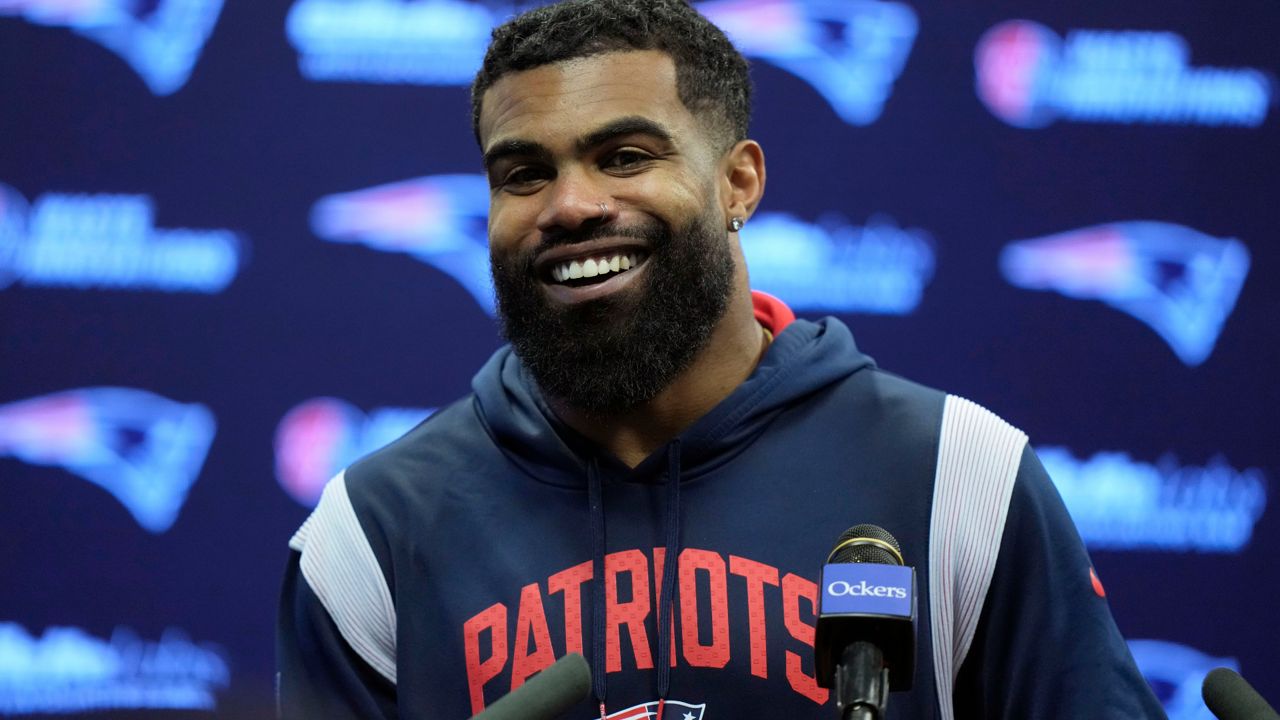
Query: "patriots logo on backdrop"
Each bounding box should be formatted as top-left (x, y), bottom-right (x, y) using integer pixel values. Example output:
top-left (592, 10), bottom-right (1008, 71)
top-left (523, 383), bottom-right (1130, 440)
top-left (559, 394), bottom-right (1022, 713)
top-left (1128, 640), bottom-right (1237, 720)
top-left (0, 0), bottom-right (225, 95)
top-left (309, 174), bottom-right (495, 313)
top-left (697, 0), bottom-right (918, 125)
top-left (601, 700), bottom-right (707, 720)
top-left (0, 387), bottom-right (216, 532)
top-left (999, 222), bottom-right (1250, 366)
top-left (284, 0), bottom-right (916, 125)
top-left (274, 397), bottom-right (433, 507)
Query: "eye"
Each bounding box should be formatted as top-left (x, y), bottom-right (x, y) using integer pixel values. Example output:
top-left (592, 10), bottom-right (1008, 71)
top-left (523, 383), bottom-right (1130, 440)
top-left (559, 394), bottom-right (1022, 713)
top-left (497, 165), bottom-right (551, 194)
top-left (602, 149), bottom-right (653, 172)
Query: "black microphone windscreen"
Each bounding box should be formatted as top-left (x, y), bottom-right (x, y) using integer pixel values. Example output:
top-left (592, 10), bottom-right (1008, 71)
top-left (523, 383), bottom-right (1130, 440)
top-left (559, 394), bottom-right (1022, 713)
top-left (1203, 667), bottom-right (1280, 720)
top-left (470, 652), bottom-right (591, 720)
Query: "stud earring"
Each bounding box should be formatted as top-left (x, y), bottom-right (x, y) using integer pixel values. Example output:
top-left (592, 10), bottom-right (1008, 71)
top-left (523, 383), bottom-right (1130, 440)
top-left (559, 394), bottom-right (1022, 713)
top-left (729, 217), bottom-right (744, 232)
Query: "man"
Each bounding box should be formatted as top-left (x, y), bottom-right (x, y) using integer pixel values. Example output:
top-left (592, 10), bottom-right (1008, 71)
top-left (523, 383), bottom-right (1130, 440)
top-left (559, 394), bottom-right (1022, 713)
top-left (278, 1), bottom-right (1165, 718)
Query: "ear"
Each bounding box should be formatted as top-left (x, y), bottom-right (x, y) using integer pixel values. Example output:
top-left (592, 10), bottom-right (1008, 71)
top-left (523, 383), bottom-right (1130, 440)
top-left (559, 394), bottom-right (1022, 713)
top-left (719, 140), bottom-right (766, 225)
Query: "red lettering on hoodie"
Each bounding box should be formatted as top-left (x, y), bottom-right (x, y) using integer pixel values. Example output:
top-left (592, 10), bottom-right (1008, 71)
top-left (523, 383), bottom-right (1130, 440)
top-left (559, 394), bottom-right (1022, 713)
top-left (548, 560), bottom-right (592, 656)
top-left (463, 602), bottom-right (508, 715)
top-left (606, 549), bottom-right (653, 672)
top-left (782, 573), bottom-right (829, 705)
top-left (730, 555), bottom-right (780, 679)
top-left (680, 549), bottom-right (730, 668)
top-left (652, 548), bottom-right (677, 666)
top-left (510, 582), bottom-right (556, 691)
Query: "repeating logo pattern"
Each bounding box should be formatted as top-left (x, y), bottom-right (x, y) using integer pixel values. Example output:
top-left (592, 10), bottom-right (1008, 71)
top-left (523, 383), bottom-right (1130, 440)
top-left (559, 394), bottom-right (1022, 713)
top-left (0, 182), bottom-right (243, 294)
top-left (0, 623), bottom-right (229, 714)
top-left (999, 222), bottom-right (1250, 366)
top-left (274, 397), bottom-right (433, 507)
top-left (1040, 447), bottom-right (1267, 553)
top-left (0, 388), bottom-right (216, 533)
top-left (976, 20), bottom-right (1273, 128)
top-left (0, 0), bottom-right (225, 95)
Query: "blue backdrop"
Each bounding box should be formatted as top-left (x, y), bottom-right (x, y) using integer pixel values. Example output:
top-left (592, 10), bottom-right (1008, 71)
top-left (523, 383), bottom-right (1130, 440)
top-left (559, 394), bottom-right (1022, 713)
top-left (1, 1), bottom-right (1276, 718)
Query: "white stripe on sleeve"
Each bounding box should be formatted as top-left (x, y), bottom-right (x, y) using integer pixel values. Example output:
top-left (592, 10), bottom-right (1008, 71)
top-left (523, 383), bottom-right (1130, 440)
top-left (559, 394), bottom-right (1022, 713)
top-left (928, 395), bottom-right (1026, 719)
top-left (289, 470), bottom-right (398, 684)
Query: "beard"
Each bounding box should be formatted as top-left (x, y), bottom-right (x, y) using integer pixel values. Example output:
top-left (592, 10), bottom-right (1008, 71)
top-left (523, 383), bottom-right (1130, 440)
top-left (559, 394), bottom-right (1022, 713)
top-left (491, 206), bottom-right (735, 415)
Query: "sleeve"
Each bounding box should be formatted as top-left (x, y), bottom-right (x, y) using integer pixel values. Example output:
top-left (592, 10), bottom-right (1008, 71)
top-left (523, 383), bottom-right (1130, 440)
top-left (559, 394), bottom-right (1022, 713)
top-left (276, 471), bottom-right (401, 719)
top-left (277, 550), bottom-right (399, 719)
top-left (951, 445), bottom-right (1167, 719)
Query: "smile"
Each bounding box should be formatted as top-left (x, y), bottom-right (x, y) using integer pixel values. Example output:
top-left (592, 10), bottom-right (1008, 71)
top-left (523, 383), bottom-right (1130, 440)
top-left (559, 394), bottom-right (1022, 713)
top-left (548, 251), bottom-right (647, 286)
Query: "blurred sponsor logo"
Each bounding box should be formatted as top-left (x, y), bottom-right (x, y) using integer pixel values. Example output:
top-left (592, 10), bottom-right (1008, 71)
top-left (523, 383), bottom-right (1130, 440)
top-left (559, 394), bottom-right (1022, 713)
top-left (275, 397), bottom-right (432, 506)
top-left (0, 623), bottom-right (229, 714)
top-left (286, 0), bottom-right (499, 84)
top-left (1128, 639), bottom-right (1236, 720)
top-left (742, 213), bottom-right (933, 314)
top-left (976, 20), bottom-right (1273, 128)
top-left (1040, 446), bottom-right (1266, 553)
top-left (999, 222), bottom-right (1249, 366)
top-left (0, 388), bottom-right (216, 533)
top-left (0, 183), bottom-right (243, 293)
top-left (0, 0), bottom-right (224, 95)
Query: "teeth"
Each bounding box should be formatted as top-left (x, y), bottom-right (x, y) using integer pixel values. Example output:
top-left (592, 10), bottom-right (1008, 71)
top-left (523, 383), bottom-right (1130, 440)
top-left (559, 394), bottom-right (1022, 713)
top-left (550, 252), bottom-right (642, 284)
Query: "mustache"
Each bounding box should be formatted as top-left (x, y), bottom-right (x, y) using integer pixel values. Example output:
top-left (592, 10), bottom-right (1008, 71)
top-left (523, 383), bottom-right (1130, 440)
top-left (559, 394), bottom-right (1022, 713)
top-left (532, 217), bottom-right (669, 256)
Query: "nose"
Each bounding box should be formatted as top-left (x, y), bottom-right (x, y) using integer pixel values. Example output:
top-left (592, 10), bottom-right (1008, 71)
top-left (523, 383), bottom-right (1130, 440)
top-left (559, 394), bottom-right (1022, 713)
top-left (535, 167), bottom-right (615, 235)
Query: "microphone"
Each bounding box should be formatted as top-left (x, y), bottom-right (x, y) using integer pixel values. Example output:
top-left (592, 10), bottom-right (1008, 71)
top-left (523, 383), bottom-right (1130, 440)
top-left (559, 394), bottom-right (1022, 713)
top-left (1203, 667), bottom-right (1280, 720)
top-left (814, 524), bottom-right (917, 720)
top-left (470, 653), bottom-right (591, 720)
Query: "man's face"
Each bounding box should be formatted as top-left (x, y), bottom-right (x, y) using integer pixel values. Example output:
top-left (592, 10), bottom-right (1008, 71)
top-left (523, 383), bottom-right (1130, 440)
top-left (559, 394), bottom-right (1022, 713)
top-left (479, 50), bottom-right (737, 413)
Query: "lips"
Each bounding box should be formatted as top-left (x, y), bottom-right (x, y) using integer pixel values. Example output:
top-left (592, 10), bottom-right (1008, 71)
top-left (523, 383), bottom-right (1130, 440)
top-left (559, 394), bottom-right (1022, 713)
top-left (534, 240), bottom-right (651, 302)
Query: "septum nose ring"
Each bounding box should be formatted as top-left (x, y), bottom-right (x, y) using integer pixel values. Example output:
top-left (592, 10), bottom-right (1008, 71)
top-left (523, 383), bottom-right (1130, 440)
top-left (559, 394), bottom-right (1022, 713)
top-left (598, 202), bottom-right (609, 214)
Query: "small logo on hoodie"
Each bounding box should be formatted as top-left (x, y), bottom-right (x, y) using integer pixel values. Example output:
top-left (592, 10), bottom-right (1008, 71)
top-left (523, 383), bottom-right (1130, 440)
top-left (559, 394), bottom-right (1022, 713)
top-left (603, 700), bottom-right (706, 720)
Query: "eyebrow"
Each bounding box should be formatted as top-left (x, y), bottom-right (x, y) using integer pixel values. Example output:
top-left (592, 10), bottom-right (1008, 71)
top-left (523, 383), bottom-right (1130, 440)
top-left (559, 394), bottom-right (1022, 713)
top-left (482, 115), bottom-right (674, 170)
top-left (576, 116), bottom-right (674, 153)
top-left (482, 139), bottom-right (552, 172)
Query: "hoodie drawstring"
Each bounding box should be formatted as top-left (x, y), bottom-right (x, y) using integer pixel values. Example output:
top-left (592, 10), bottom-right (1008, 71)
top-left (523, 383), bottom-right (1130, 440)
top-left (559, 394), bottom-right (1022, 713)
top-left (588, 458), bottom-right (608, 719)
top-left (587, 441), bottom-right (684, 720)
top-left (655, 440), bottom-right (681, 717)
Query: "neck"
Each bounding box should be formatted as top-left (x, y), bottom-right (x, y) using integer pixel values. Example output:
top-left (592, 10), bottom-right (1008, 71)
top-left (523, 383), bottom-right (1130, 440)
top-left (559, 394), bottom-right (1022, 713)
top-left (549, 288), bottom-right (765, 468)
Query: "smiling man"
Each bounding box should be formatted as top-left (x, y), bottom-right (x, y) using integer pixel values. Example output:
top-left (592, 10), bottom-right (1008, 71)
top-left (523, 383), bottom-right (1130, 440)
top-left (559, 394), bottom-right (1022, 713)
top-left (277, 2), bottom-right (1164, 719)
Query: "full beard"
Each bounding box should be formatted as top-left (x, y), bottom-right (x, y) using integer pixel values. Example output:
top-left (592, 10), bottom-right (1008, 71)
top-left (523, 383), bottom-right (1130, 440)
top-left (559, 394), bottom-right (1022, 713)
top-left (491, 207), bottom-right (735, 415)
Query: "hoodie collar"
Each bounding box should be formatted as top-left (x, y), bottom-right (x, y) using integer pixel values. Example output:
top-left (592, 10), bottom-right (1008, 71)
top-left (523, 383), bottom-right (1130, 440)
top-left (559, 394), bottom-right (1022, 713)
top-left (472, 292), bottom-right (875, 486)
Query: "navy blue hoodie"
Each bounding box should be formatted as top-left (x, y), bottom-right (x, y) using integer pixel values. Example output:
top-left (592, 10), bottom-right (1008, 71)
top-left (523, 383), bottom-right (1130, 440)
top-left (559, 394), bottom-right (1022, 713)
top-left (278, 294), bottom-right (1164, 719)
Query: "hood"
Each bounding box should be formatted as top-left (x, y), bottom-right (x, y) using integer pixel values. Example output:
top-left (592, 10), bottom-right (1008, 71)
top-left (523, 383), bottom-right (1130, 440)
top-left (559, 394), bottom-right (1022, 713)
top-left (471, 293), bottom-right (876, 486)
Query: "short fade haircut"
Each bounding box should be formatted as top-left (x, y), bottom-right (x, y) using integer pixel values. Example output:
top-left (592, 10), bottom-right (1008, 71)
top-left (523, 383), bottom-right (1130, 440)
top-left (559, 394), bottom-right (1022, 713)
top-left (471, 0), bottom-right (752, 150)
